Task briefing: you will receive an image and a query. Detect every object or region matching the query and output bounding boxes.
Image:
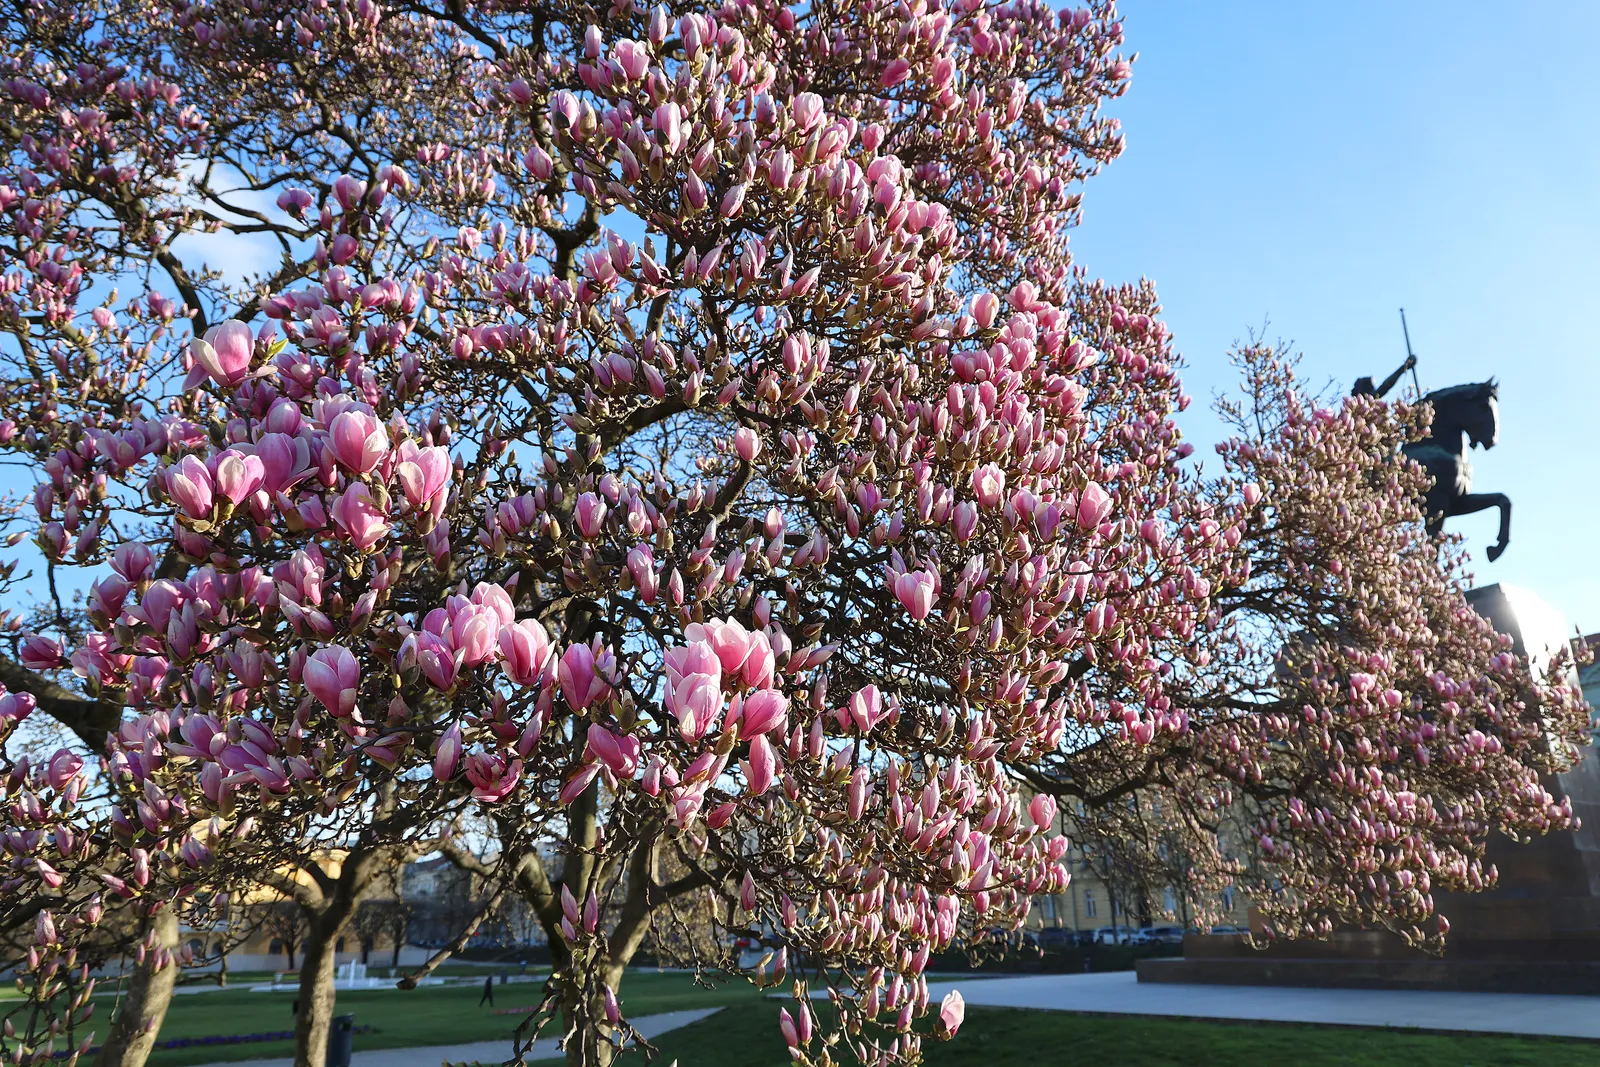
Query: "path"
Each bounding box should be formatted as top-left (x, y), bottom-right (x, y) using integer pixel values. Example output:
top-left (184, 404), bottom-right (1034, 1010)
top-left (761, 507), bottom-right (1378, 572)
top-left (186, 1008), bottom-right (721, 1067)
top-left (922, 971), bottom-right (1600, 1040)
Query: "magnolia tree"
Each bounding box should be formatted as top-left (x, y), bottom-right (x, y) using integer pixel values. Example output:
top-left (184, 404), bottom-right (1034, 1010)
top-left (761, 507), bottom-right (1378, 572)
top-left (1021, 344), bottom-right (1590, 947)
top-left (1, 1), bottom-right (1587, 1066)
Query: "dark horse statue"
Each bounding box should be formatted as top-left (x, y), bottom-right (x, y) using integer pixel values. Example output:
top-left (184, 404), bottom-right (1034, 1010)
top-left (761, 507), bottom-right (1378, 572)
top-left (1400, 380), bottom-right (1509, 561)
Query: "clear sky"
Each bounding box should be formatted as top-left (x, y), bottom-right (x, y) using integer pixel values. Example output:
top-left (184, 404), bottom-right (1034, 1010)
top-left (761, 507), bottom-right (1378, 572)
top-left (1069, 3), bottom-right (1600, 632)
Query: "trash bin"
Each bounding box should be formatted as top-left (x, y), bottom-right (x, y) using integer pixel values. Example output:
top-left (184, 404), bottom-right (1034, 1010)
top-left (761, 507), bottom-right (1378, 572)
top-left (326, 1014), bottom-right (356, 1067)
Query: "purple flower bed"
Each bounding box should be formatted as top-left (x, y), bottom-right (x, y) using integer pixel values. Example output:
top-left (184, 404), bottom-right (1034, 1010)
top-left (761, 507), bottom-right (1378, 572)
top-left (57, 1026), bottom-right (372, 1058)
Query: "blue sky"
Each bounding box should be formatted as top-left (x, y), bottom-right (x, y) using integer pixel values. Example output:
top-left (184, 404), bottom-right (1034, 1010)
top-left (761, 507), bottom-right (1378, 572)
top-left (1069, 2), bottom-right (1600, 632)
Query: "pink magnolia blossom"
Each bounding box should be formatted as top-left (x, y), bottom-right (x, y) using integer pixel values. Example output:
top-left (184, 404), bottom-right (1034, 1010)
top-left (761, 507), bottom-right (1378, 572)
top-left (733, 426), bottom-right (761, 462)
top-left (190, 320), bottom-right (254, 386)
top-left (937, 990), bottom-right (965, 1037)
top-left (892, 569), bottom-right (936, 621)
top-left (499, 619), bottom-right (552, 686)
top-left (737, 689), bottom-right (788, 738)
top-left (1029, 793), bottom-right (1057, 831)
top-left (464, 751), bottom-right (522, 802)
top-left (558, 642), bottom-right (609, 710)
top-left (396, 443), bottom-right (452, 508)
top-left (586, 724), bottom-right (640, 778)
top-left (46, 749), bottom-right (84, 791)
top-left (432, 723), bottom-right (463, 780)
top-left (574, 492), bottom-right (607, 539)
top-left (214, 450), bottom-right (265, 505)
top-left (971, 464), bottom-right (1006, 510)
top-left (19, 634), bottom-right (63, 671)
top-left (744, 733), bottom-right (777, 794)
top-left (687, 618), bottom-right (761, 681)
top-left (328, 409), bottom-right (390, 474)
top-left (331, 485), bottom-right (390, 550)
top-left (166, 456), bottom-right (214, 519)
top-left (664, 640), bottom-right (723, 743)
top-left (304, 646), bottom-right (359, 717)
top-left (1077, 480), bottom-right (1113, 530)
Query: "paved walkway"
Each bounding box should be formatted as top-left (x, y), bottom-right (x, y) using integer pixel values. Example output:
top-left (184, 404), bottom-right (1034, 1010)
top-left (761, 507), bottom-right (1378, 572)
top-left (188, 1008), bottom-right (721, 1067)
top-left (922, 971), bottom-right (1600, 1040)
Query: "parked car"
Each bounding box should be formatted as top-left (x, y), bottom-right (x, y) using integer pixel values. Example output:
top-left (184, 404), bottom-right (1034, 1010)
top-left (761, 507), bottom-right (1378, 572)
top-left (1092, 925), bottom-right (1137, 945)
top-left (1208, 924), bottom-right (1247, 935)
top-left (1036, 927), bottom-right (1090, 949)
top-left (1138, 925), bottom-right (1185, 944)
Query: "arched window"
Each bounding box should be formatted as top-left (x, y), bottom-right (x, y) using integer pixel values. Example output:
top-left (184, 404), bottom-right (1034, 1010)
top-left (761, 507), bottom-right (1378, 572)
top-left (335, 937), bottom-right (346, 953)
top-left (1084, 890), bottom-right (1097, 918)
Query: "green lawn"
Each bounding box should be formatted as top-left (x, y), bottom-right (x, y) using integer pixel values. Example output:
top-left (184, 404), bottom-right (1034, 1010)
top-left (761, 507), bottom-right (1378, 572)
top-left (124, 976), bottom-right (1600, 1067)
top-left (141, 971), bottom-right (762, 1067)
top-left (651, 1002), bottom-right (1600, 1067)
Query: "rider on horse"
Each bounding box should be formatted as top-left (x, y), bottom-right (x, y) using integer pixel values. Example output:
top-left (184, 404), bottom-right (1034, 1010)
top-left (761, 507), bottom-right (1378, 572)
top-left (1354, 355), bottom-right (1509, 562)
top-left (1352, 355), bottom-right (1416, 399)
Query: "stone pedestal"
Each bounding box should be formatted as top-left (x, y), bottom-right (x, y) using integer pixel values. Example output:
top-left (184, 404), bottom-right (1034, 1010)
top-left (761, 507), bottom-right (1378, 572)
top-left (1139, 584), bottom-right (1600, 994)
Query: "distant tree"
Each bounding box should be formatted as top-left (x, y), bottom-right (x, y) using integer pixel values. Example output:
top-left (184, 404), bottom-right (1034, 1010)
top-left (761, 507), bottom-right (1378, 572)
top-left (1022, 343), bottom-right (1590, 948)
top-left (259, 903), bottom-right (310, 972)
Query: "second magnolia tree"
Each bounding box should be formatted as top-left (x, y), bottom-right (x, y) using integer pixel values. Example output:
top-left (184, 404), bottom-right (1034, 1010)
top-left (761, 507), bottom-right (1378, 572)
top-left (0, 1), bottom-right (1587, 1066)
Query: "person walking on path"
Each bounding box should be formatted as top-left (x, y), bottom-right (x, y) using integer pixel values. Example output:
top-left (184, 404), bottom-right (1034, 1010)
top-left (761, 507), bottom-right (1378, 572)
top-left (479, 975), bottom-right (494, 1007)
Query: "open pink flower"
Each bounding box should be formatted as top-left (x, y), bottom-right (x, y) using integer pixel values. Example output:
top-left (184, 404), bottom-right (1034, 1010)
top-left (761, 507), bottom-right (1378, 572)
top-left (464, 751), bottom-right (522, 802)
top-left (1077, 480), bottom-right (1113, 530)
top-left (329, 409), bottom-right (390, 474)
top-left (19, 634), bottom-right (63, 671)
top-left (687, 618), bottom-right (760, 680)
top-left (937, 990), bottom-right (965, 1037)
top-left (214, 449), bottom-right (265, 505)
top-left (331, 484), bottom-right (390, 550)
top-left (166, 455), bottom-right (214, 519)
top-left (971, 464), bottom-right (1005, 510)
top-left (396, 442), bottom-right (452, 508)
top-left (499, 619), bottom-right (552, 686)
top-left (191, 320), bottom-right (255, 386)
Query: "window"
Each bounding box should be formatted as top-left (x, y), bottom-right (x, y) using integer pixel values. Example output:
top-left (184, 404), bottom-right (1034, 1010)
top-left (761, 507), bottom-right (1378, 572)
top-left (1221, 887), bottom-right (1236, 912)
top-left (188, 939), bottom-right (205, 956)
top-left (335, 937), bottom-right (346, 953)
top-left (270, 939), bottom-right (283, 954)
top-left (1041, 896), bottom-right (1057, 920)
top-left (1084, 891), bottom-right (1098, 918)
top-left (1162, 888), bottom-right (1176, 914)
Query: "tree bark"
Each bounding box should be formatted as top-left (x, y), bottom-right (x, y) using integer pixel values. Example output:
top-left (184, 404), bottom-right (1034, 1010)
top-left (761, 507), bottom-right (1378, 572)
top-left (93, 908), bottom-right (179, 1067)
top-left (293, 925), bottom-right (340, 1067)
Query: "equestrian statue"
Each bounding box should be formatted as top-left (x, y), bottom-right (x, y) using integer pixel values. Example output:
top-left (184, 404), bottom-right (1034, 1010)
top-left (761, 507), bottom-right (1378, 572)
top-left (1355, 312), bottom-right (1511, 561)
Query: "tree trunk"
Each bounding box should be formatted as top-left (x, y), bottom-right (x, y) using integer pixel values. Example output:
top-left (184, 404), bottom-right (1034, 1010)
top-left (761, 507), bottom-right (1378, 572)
top-left (389, 940), bottom-right (401, 968)
top-left (293, 926), bottom-right (340, 1067)
top-left (93, 908), bottom-right (180, 1067)
top-left (563, 990), bottom-right (619, 1067)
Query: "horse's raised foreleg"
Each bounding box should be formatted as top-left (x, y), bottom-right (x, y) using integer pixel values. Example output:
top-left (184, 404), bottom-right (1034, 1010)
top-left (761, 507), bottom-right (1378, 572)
top-left (1450, 492), bottom-right (1512, 561)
